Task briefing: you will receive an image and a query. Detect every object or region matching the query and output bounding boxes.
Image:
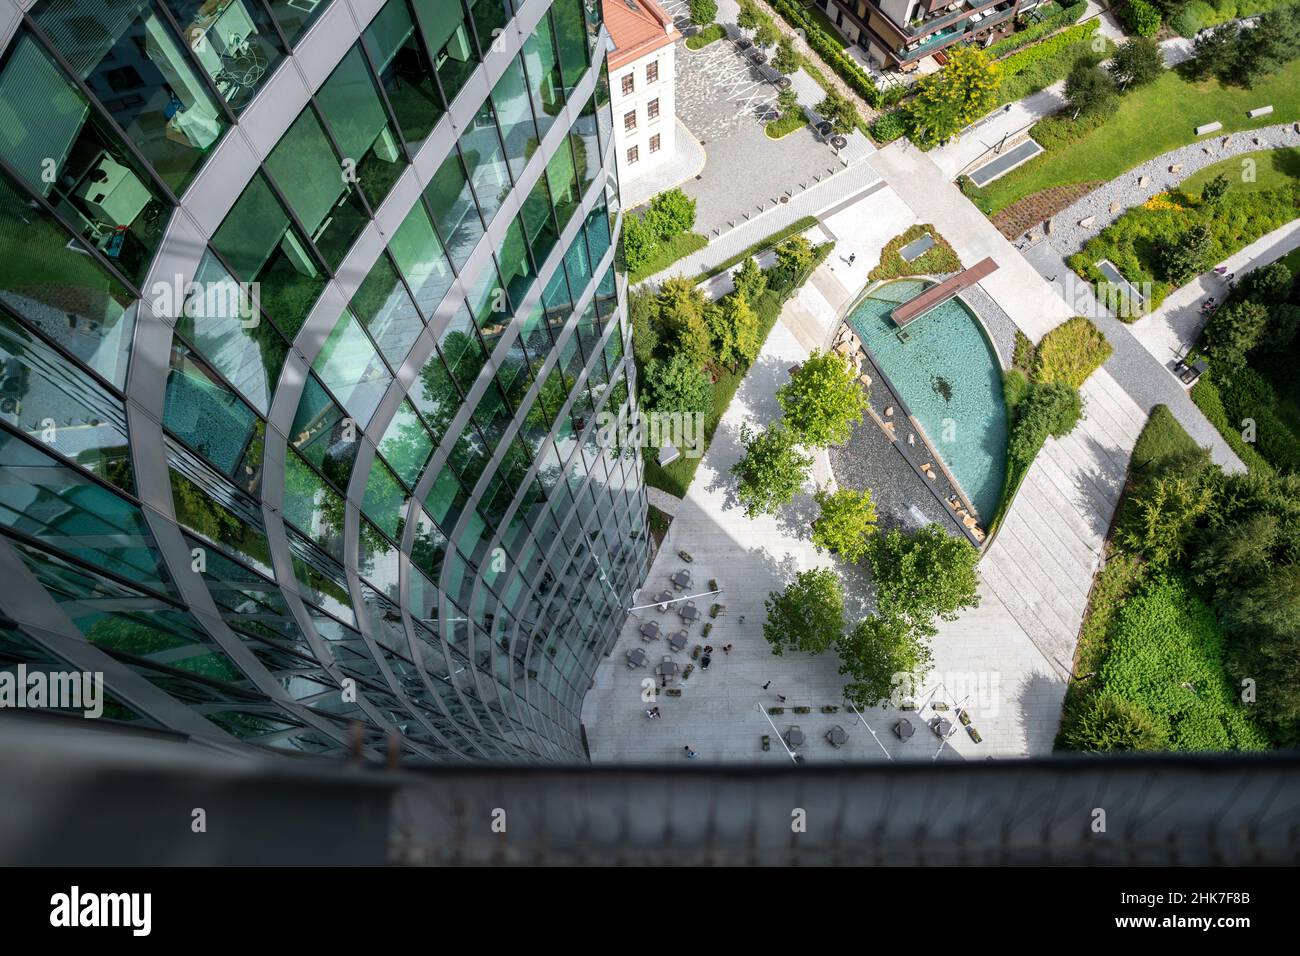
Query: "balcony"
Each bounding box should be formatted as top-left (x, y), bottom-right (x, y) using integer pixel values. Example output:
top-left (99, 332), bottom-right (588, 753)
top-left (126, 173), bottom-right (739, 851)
top-left (896, 1), bottom-right (1016, 61)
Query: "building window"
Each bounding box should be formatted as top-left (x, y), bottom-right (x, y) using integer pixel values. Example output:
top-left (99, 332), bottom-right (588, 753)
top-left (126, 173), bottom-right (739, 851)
top-left (627, 145), bottom-right (639, 164)
top-left (621, 73), bottom-right (634, 95)
top-left (647, 61), bottom-right (659, 83)
top-left (647, 98), bottom-right (660, 121)
top-left (623, 109), bottom-right (636, 131)
top-left (649, 134), bottom-right (660, 154)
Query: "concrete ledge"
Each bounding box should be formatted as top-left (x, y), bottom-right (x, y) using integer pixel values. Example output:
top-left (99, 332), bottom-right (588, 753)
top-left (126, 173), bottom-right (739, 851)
top-left (1248, 105), bottom-right (1274, 118)
top-left (1195, 121), bottom-right (1223, 136)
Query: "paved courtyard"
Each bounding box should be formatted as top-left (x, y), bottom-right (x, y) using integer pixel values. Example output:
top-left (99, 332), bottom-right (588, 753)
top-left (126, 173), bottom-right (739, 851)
top-left (583, 183), bottom-right (1071, 763)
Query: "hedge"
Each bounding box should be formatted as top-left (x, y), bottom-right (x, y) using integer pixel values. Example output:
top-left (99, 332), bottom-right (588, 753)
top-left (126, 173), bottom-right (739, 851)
top-left (997, 21), bottom-right (1111, 105)
top-left (986, 1), bottom-right (1088, 59)
top-left (1189, 373), bottom-right (1276, 474)
top-left (686, 23), bottom-right (726, 49)
top-left (767, 0), bottom-right (882, 108)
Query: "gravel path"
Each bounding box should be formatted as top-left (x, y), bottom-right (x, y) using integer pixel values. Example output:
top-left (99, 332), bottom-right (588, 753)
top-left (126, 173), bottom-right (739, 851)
top-left (1045, 122), bottom-right (1300, 257)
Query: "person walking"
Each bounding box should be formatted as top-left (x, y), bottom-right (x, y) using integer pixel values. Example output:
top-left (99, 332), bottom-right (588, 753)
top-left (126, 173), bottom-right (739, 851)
top-left (762, 681), bottom-right (771, 690)
top-left (848, 253), bottom-right (857, 266)
top-left (700, 653), bottom-right (712, 670)
top-left (777, 695), bottom-right (787, 703)
top-left (722, 644), bottom-right (733, 655)
top-left (684, 746), bottom-right (697, 759)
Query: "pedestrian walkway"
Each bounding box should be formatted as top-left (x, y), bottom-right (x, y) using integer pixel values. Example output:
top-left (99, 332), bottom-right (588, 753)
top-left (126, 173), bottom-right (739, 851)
top-left (647, 487), bottom-right (685, 517)
top-left (644, 161), bottom-right (885, 284)
top-left (620, 118), bottom-right (707, 210)
top-left (1129, 219), bottom-right (1300, 369)
top-left (980, 369), bottom-right (1148, 680)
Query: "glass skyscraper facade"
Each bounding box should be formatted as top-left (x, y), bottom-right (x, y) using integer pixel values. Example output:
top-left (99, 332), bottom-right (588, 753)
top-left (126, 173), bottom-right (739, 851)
top-left (0, 0), bottom-right (649, 762)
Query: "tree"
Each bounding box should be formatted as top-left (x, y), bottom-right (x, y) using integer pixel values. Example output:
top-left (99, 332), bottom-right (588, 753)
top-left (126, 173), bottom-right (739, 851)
top-left (1203, 299), bottom-right (1270, 358)
top-left (762, 566), bottom-right (845, 656)
top-left (688, 0), bottom-right (717, 26)
top-left (646, 188), bottom-right (696, 239)
top-left (811, 487), bottom-right (878, 562)
top-left (906, 46), bottom-right (1000, 148)
top-left (1238, 5), bottom-right (1300, 86)
top-left (1065, 58), bottom-right (1117, 118)
top-left (621, 212), bottom-right (658, 273)
top-left (755, 19), bottom-right (781, 50)
top-left (657, 277), bottom-right (714, 367)
top-left (776, 86), bottom-right (800, 118)
top-left (1189, 25), bottom-right (1242, 82)
top-left (774, 234), bottom-right (814, 278)
top-left (737, 0), bottom-right (762, 30)
top-left (1120, 474), bottom-right (1216, 566)
top-left (1108, 36), bottom-right (1164, 90)
top-left (1199, 172), bottom-right (1230, 206)
top-left (630, 288), bottom-right (662, 367)
top-left (1007, 381), bottom-right (1082, 473)
top-left (838, 613), bottom-right (931, 708)
top-left (773, 35), bottom-right (800, 74)
top-left (1154, 223), bottom-right (1212, 284)
top-left (777, 349), bottom-right (868, 447)
top-left (711, 290), bottom-right (762, 367)
top-left (733, 255), bottom-right (768, 301)
top-left (732, 422), bottom-right (813, 517)
top-left (1237, 262), bottom-right (1293, 305)
top-left (815, 88), bottom-right (861, 135)
top-left (643, 352), bottom-right (711, 416)
top-left (865, 525), bottom-right (981, 638)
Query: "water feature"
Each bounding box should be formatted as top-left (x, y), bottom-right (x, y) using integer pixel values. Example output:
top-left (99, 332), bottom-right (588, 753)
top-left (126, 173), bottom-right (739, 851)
top-left (845, 279), bottom-right (1009, 521)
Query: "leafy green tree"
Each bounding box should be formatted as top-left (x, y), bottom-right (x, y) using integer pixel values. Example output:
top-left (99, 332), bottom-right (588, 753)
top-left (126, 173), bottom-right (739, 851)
top-left (1270, 303), bottom-right (1300, 351)
top-left (1223, 561), bottom-right (1300, 638)
top-left (644, 352), bottom-right (711, 416)
top-left (865, 525), bottom-right (981, 638)
top-left (811, 487), bottom-right (878, 562)
top-left (1204, 299), bottom-right (1270, 359)
top-left (1199, 172), bottom-right (1230, 206)
top-left (776, 85), bottom-right (801, 118)
top-left (621, 212), bottom-right (658, 273)
top-left (773, 35), bottom-right (800, 74)
top-left (1007, 380), bottom-right (1082, 473)
top-left (762, 566), bottom-right (845, 656)
top-left (1059, 695), bottom-right (1169, 752)
top-left (732, 422), bottom-right (813, 517)
top-left (1108, 36), bottom-right (1164, 89)
top-left (689, 0), bottom-right (717, 25)
top-left (906, 46), bottom-right (1000, 148)
top-left (838, 613), bottom-right (931, 708)
top-left (657, 277), bottom-right (714, 367)
top-left (733, 255), bottom-right (769, 301)
top-left (755, 19), bottom-right (781, 49)
top-left (737, 0), bottom-right (762, 30)
top-left (816, 89), bottom-right (861, 135)
top-left (646, 188), bottom-right (696, 238)
top-left (1065, 58), bottom-right (1117, 118)
top-left (777, 348), bottom-right (867, 447)
top-left (707, 290), bottom-right (762, 368)
top-left (1155, 223), bottom-right (1212, 284)
top-left (773, 234), bottom-right (814, 281)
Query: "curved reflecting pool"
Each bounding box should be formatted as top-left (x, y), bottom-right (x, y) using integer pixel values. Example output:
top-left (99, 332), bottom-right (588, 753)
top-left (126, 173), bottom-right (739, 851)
top-left (845, 279), bottom-right (1009, 521)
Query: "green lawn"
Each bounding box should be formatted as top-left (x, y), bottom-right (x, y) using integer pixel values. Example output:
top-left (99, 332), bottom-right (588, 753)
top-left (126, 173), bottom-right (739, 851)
top-left (629, 232), bottom-right (709, 283)
top-left (806, 5), bottom-right (850, 48)
top-left (1180, 147), bottom-right (1300, 196)
top-left (765, 113), bottom-right (807, 138)
top-left (974, 59), bottom-right (1300, 214)
top-left (686, 23), bottom-right (725, 49)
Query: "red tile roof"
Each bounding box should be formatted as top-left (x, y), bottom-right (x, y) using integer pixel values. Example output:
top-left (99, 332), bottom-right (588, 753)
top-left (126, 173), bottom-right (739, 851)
top-left (602, 0), bottom-right (680, 70)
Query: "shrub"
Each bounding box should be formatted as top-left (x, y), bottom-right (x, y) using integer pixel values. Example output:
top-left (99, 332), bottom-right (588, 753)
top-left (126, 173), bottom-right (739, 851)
top-left (868, 225), bottom-right (961, 280)
top-left (906, 46), bottom-right (1001, 148)
top-left (996, 22), bottom-right (1110, 104)
top-left (1096, 576), bottom-right (1269, 751)
top-left (767, 0), bottom-right (883, 107)
top-left (1120, 473), bottom-right (1216, 566)
top-left (986, 1), bottom-right (1088, 58)
top-left (685, 22), bottom-right (725, 48)
top-left (762, 567), bottom-right (845, 655)
top-left (646, 188), bottom-right (696, 239)
top-left (869, 109), bottom-right (910, 143)
top-left (1204, 299), bottom-right (1270, 359)
top-left (816, 89), bottom-right (861, 136)
top-left (1003, 367), bottom-right (1031, 414)
top-left (773, 35), bottom-right (800, 74)
top-left (1033, 317), bottom-right (1112, 388)
top-left (811, 487), bottom-right (878, 562)
top-left (1059, 695), bottom-right (1170, 751)
top-left (1122, 0), bottom-right (1163, 35)
top-left (1065, 57), bottom-right (1118, 118)
top-left (707, 290), bottom-right (762, 367)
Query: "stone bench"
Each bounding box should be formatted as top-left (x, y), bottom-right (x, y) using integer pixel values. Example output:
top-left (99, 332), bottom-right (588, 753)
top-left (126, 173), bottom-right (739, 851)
top-left (1247, 106), bottom-right (1273, 118)
top-left (1195, 121), bottom-right (1223, 136)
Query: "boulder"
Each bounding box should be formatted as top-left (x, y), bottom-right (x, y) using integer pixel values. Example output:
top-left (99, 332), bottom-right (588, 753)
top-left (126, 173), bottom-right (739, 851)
top-left (1079, 215), bottom-right (1096, 227)
top-left (1169, 163), bottom-right (1183, 174)
top-left (1138, 175), bottom-right (1149, 187)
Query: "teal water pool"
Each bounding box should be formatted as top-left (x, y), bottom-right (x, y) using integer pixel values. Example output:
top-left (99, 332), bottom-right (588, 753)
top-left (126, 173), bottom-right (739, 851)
top-left (845, 279), bottom-right (1009, 521)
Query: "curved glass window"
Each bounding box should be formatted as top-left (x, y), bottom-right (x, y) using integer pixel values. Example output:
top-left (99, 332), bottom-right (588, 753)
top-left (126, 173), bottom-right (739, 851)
top-left (164, 337), bottom-right (265, 490)
top-left (311, 309), bottom-right (393, 429)
top-left (351, 251), bottom-right (423, 366)
top-left (389, 201), bottom-right (454, 316)
top-left (414, 0), bottom-right (479, 104)
top-left (163, 0), bottom-right (287, 111)
top-left (316, 45), bottom-right (407, 208)
top-left (363, 0), bottom-right (443, 149)
top-left (425, 150), bottom-right (483, 270)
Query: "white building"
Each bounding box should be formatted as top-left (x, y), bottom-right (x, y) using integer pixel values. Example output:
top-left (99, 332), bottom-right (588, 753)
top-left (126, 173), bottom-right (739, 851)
top-left (602, 0), bottom-right (680, 187)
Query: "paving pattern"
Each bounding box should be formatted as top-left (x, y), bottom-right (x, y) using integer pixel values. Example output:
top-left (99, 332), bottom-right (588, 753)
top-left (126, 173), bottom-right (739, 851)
top-left (980, 368), bottom-right (1148, 680)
